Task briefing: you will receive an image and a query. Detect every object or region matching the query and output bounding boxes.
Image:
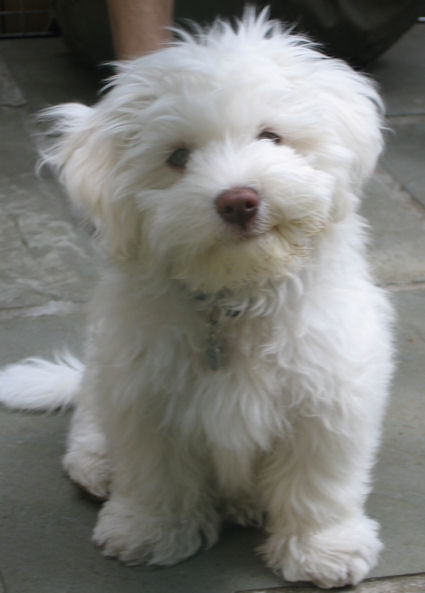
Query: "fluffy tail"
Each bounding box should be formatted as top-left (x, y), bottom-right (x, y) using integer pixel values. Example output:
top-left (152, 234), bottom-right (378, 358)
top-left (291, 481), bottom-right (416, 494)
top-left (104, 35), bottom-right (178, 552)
top-left (0, 353), bottom-right (84, 412)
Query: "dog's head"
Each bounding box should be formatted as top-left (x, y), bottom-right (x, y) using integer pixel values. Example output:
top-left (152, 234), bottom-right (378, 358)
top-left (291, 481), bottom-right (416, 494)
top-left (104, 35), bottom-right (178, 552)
top-left (43, 9), bottom-right (383, 293)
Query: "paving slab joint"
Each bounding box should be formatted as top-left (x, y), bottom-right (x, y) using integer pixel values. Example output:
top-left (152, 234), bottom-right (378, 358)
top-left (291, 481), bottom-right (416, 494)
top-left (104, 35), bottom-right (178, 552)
top-left (0, 567), bottom-right (6, 593)
top-left (236, 571), bottom-right (425, 592)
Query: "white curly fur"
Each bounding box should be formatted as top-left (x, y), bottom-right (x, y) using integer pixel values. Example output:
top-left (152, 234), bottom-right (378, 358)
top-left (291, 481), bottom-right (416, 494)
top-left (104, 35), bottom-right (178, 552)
top-left (0, 9), bottom-right (394, 588)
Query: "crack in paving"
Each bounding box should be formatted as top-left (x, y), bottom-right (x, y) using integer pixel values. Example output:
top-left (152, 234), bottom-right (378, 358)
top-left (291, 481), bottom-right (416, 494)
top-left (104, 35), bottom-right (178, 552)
top-left (8, 213), bottom-right (30, 250)
top-left (236, 571), bottom-right (425, 592)
top-left (386, 281), bottom-right (425, 291)
top-left (0, 567), bottom-right (6, 593)
top-left (0, 300), bottom-right (86, 320)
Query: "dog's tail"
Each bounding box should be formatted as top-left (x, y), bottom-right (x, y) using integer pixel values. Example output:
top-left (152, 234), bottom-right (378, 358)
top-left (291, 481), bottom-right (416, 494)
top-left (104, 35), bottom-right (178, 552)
top-left (0, 352), bottom-right (83, 412)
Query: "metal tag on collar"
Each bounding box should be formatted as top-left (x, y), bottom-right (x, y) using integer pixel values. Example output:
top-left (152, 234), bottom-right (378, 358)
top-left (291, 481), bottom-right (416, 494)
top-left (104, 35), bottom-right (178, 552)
top-left (207, 304), bottom-right (224, 371)
top-left (207, 328), bottom-right (224, 371)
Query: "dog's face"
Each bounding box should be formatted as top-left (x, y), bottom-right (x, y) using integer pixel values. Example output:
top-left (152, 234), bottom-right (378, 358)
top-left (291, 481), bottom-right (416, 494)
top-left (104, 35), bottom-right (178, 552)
top-left (44, 13), bottom-right (383, 293)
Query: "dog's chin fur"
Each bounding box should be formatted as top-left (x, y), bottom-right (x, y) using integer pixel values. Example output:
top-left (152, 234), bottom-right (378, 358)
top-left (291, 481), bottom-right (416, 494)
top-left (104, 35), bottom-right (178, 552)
top-left (167, 228), bottom-right (311, 294)
top-left (0, 8), bottom-right (394, 589)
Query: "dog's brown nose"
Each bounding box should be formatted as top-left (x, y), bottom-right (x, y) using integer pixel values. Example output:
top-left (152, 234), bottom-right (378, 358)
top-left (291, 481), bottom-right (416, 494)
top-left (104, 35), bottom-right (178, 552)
top-left (215, 188), bottom-right (259, 231)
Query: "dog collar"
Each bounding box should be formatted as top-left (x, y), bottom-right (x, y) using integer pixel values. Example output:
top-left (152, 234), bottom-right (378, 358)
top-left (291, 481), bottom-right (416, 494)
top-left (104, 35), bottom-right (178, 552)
top-left (194, 291), bottom-right (242, 371)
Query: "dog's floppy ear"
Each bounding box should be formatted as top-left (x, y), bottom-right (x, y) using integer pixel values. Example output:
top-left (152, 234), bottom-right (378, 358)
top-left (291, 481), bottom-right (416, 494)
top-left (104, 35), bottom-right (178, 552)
top-left (271, 33), bottom-right (384, 221)
top-left (40, 102), bottom-right (140, 259)
top-left (313, 65), bottom-right (384, 222)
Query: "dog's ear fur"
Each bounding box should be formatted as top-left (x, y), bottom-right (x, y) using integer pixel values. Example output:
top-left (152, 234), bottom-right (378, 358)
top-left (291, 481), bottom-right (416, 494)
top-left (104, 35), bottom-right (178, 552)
top-left (268, 26), bottom-right (384, 222)
top-left (312, 64), bottom-right (384, 222)
top-left (40, 103), bottom-right (140, 259)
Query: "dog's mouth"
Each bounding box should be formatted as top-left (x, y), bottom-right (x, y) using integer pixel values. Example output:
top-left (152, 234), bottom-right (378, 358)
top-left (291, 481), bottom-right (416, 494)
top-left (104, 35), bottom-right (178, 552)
top-left (222, 214), bottom-right (322, 244)
top-left (223, 225), bottom-right (263, 241)
top-left (164, 199), bottom-right (329, 294)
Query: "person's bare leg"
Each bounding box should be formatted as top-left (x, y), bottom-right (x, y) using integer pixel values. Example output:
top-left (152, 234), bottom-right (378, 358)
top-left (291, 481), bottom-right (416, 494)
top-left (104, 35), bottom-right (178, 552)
top-left (106, 0), bottom-right (174, 59)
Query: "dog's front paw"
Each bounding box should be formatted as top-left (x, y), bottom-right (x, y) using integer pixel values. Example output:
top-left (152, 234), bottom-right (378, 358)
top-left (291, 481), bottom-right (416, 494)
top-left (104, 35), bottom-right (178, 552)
top-left (63, 447), bottom-right (110, 499)
top-left (93, 498), bottom-right (219, 566)
top-left (261, 515), bottom-right (383, 589)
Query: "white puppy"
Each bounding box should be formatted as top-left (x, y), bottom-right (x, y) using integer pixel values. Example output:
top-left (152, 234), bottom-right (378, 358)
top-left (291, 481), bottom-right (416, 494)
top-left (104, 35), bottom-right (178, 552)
top-left (0, 9), bottom-right (394, 589)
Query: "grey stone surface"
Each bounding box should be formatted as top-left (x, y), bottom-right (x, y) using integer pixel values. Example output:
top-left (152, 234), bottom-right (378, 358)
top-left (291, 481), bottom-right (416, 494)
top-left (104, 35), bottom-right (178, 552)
top-left (0, 19), bottom-right (424, 593)
top-left (382, 116), bottom-right (425, 208)
top-left (0, 57), bottom-right (26, 107)
top-left (0, 54), bottom-right (97, 310)
top-left (370, 22), bottom-right (425, 213)
top-left (240, 572), bottom-right (425, 593)
top-left (361, 170), bottom-right (425, 287)
top-left (0, 171), bottom-right (96, 307)
top-left (0, 311), bottom-right (86, 366)
top-left (0, 37), bottom-right (100, 111)
top-left (369, 289), bottom-right (425, 577)
top-left (0, 168), bottom-right (96, 308)
top-left (370, 23), bottom-right (425, 117)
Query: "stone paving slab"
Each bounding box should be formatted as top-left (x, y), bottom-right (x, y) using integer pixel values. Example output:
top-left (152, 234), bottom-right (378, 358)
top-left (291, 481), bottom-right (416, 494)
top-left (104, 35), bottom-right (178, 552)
top-left (0, 109), bottom-right (38, 179)
top-left (370, 23), bottom-right (425, 117)
top-left (0, 57), bottom-right (26, 108)
top-left (0, 310), bottom-right (86, 366)
top-left (361, 170), bottom-right (425, 287)
top-left (369, 289), bottom-right (425, 576)
top-left (1, 37), bottom-right (100, 111)
top-left (382, 116), bottom-right (425, 209)
top-left (370, 22), bottom-right (425, 221)
top-left (0, 171), bottom-right (96, 308)
top-left (0, 108), bottom-right (96, 309)
top-left (239, 572), bottom-right (425, 593)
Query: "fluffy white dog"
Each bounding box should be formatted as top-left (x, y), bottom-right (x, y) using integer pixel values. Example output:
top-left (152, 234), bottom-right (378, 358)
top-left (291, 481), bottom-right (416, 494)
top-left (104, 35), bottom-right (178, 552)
top-left (0, 9), bottom-right (394, 589)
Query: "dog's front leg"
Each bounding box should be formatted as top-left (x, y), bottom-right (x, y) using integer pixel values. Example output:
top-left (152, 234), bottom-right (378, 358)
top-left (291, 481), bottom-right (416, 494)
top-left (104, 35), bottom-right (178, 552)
top-left (259, 408), bottom-right (384, 589)
top-left (92, 403), bottom-right (219, 566)
top-left (63, 399), bottom-right (111, 499)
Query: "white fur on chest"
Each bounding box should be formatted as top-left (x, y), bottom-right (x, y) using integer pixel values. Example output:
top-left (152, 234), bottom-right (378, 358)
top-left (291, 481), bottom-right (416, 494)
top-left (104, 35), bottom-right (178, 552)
top-left (89, 270), bottom-right (295, 451)
top-left (88, 221), bottom-right (390, 455)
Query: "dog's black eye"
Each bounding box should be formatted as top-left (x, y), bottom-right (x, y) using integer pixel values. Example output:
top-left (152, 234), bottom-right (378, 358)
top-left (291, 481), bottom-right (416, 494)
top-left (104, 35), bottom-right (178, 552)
top-left (257, 130), bottom-right (282, 144)
top-left (167, 147), bottom-right (190, 168)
